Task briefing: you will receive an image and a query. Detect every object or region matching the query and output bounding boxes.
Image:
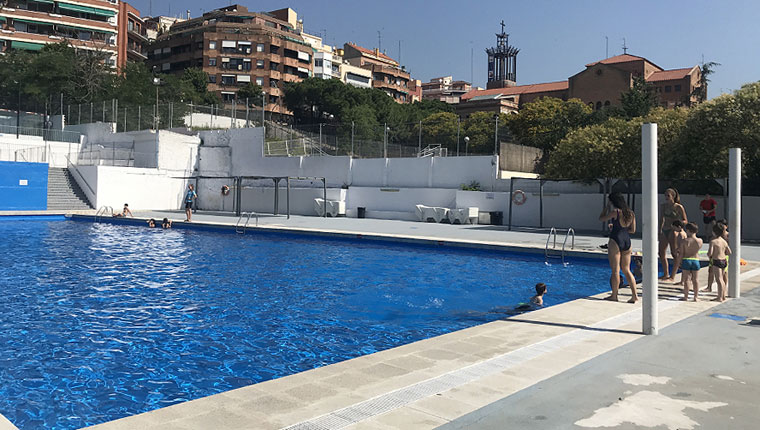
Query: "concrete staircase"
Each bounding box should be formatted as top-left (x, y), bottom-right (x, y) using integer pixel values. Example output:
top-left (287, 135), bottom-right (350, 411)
top-left (47, 167), bottom-right (93, 211)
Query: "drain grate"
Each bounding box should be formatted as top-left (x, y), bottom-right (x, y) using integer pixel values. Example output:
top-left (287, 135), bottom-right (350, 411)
top-left (281, 301), bottom-right (677, 430)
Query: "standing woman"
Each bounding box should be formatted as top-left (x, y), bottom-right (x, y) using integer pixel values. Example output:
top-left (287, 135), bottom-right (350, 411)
top-left (659, 188), bottom-right (688, 280)
top-left (599, 193), bottom-right (638, 303)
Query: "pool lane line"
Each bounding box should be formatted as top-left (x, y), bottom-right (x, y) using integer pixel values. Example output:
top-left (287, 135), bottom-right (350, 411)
top-left (281, 300), bottom-right (681, 430)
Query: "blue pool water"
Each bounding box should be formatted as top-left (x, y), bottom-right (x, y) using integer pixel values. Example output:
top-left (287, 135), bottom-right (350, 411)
top-left (0, 219), bottom-right (611, 429)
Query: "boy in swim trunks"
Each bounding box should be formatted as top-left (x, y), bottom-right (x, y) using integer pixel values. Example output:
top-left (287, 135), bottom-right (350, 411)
top-left (669, 220), bottom-right (687, 284)
top-left (678, 222), bottom-right (703, 301)
top-left (704, 220), bottom-right (730, 293)
top-left (531, 283), bottom-right (547, 306)
top-left (708, 223), bottom-right (731, 302)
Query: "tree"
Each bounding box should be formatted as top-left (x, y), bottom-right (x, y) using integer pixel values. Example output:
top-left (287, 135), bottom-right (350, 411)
top-left (690, 61), bottom-right (720, 104)
top-left (235, 82), bottom-right (263, 106)
top-left (460, 111), bottom-right (509, 154)
top-left (181, 68), bottom-right (220, 105)
top-left (506, 97), bottom-right (592, 169)
top-left (418, 112), bottom-right (459, 152)
top-left (544, 107), bottom-right (688, 179)
top-left (620, 76), bottom-right (658, 118)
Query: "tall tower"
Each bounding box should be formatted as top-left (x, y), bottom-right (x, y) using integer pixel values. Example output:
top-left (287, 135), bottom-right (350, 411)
top-left (486, 21), bottom-right (519, 89)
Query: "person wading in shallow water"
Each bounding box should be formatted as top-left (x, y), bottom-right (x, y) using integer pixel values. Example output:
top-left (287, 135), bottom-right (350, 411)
top-left (184, 184), bottom-right (197, 222)
top-left (599, 193), bottom-right (638, 303)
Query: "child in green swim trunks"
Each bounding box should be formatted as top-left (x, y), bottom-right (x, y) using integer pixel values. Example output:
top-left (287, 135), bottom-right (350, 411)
top-left (678, 222), bottom-right (703, 301)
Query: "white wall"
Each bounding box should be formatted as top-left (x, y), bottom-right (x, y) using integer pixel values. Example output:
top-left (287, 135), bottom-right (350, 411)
top-left (66, 122), bottom-right (115, 141)
top-left (185, 112), bottom-right (248, 129)
top-left (0, 135), bottom-right (82, 167)
top-left (83, 166), bottom-right (189, 211)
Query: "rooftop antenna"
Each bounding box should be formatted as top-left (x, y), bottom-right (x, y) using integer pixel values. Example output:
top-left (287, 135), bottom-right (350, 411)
top-left (398, 40), bottom-right (401, 64)
top-left (605, 36), bottom-right (608, 58)
top-left (377, 30), bottom-right (382, 53)
top-left (149, 0), bottom-right (152, 16)
top-left (622, 37), bottom-right (628, 54)
top-left (469, 41), bottom-right (474, 84)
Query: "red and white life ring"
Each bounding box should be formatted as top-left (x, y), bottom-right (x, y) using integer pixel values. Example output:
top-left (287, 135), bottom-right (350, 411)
top-left (221, 185), bottom-right (230, 196)
top-left (512, 190), bottom-right (527, 205)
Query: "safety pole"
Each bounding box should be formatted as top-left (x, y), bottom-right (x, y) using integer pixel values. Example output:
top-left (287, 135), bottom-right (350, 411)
top-left (351, 121), bottom-right (355, 157)
top-left (728, 148), bottom-right (742, 298)
top-left (508, 177), bottom-right (514, 231)
top-left (642, 123), bottom-right (658, 335)
top-left (286, 177), bottom-right (291, 219)
top-left (323, 178), bottom-right (327, 218)
top-left (418, 120), bottom-right (422, 155)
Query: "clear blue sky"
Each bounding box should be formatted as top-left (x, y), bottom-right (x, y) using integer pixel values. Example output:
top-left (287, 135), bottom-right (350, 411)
top-left (130, 0), bottom-right (759, 98)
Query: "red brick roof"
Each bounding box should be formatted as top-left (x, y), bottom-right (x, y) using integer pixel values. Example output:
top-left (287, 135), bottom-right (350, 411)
top-left (461, 81), bottom-right (568, 101)
top-left (647, 67), bottom-right (697, 82)
top-left (345, 43), bottom-right (396, 63)
top-left (585, 54), bottom-right (649, 67)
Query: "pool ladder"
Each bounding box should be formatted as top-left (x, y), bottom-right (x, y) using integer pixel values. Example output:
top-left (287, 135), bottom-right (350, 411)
top-left (545, 227), bottom-right (575, 265)
top-left (94, 206), bottom-right (114, 222)
top-left (235, 212), bottom-right (258, 234)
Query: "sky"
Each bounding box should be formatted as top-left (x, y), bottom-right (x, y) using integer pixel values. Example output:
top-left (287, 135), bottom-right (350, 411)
top-left (128, 0), bottom-right (760, 99)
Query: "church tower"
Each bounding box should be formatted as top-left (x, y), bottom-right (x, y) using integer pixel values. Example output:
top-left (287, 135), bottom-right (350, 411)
top-left (486, 21), bottom-right (519, 89)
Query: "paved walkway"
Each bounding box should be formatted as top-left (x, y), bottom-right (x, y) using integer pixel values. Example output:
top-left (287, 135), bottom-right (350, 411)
top-left (440, 279), bottom-right (760, 430)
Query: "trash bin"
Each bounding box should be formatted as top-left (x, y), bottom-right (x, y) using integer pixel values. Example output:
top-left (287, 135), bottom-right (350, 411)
top-left (357, 207), bottom-right (366, 218)
top-left (490, 211), bottom-right (503, 225)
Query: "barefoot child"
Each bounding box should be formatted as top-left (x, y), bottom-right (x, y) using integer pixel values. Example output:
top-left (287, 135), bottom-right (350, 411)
top-left (530, 283), bottom-right (547, 306)
top-left (704, 220), bottom-right (729, 293)
top-left (708, 224), bottom-right (731, 302)
top-left (668, 220), bottom-right (687, 284)
top-left (679, 222), bottom-right (703, 301)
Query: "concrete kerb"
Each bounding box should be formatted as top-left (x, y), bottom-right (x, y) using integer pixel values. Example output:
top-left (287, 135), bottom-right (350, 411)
top-left (56, 212), bottom-right (759, 430)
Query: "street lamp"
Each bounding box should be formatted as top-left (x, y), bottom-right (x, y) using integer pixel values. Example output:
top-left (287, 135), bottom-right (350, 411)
top-left (464, 136), bottom-right (470, 156)
top-left (152, 76), bottom-right (161, 130)
top-left (383, 124), bottom-right (390, 158)
top-left (261, 90), bottom-right (266, 128)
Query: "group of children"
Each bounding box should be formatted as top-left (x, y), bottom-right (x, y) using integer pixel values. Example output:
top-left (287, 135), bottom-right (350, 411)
top-left (147, 218), bottom-right (173, 229)
top-left (668, 219), bottom-right (732, 302)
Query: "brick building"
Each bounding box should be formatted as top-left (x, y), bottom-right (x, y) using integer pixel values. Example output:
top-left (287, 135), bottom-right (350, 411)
top-left (116, 1), bottom-right (146, 68)
top-left (342, 43), bottom-right (411, 103)
top-left (0, 0), bottom-right (120, 66)
top-left (146, 5), bottom-right (314, 115)
top-left (459, 54), bottom-right (702, 116)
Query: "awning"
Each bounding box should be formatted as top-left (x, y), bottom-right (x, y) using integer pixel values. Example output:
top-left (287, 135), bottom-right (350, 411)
top-left (221, 40), bottom-right (236, 48)
top-left (11, 18), bottom-right (53, 26)
top-left (297, 67), bottom-right (309, 73)
top-left (297, 51), bottom-right (310, 61)
top-left (30, 0), bottom-right (55, 4)
top-left (237, 41), bottom-right (251, 45)
top-left (13, 40), bottom-right (45, 51)
top-left (236, 75), bottom-right (251, 83)
top-left (58, 3), bottom-right (116, 17)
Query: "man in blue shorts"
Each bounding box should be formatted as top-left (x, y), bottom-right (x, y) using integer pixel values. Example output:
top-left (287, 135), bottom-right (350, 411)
top-left (184, 184), bottom-right (197, 222)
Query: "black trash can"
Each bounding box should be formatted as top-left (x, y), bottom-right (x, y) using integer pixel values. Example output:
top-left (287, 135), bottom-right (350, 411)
top-left (490, 211), bottom-right (503, 225)
top-left (357, 207), bottom-right (366, 218)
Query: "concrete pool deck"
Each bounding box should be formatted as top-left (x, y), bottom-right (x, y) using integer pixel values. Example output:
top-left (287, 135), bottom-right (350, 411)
top-left (4, 212), bottom-right (760, 429)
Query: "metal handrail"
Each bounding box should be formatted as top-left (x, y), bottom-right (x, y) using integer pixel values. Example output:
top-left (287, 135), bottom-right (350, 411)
top-left (94, 206), bottom-right (113, 222)
top-left (65, 154), bottom-right (96, 196)
top-left (235, 211), bottom-right (258, 234)
top-left (545, 227), bottom-right (558, 262)
top-left (562, 228), bottom-right (576, 265)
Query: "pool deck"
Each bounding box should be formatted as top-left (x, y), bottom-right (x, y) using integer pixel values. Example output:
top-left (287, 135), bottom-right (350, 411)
top-left (5, 212), bottom-right (760, 430)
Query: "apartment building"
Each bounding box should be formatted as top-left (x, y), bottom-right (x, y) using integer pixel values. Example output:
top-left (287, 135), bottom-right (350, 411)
top-left (0, 0), bottom-right (120, 66)
top-left (342, 42), bottom-right (411, 103)
top-left (422, 76), bottom-right (473, 104)
top-left (116, 1), bottom-right (146, 68)
top-left (459, 54), bottom-right (702, 116)
top-left (146, 5), bottom-right (314, 116)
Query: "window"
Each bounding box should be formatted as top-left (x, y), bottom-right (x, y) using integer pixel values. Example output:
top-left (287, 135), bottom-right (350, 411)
top-left (674, 84), bottom-right (681, 92)
top-left (595, 101), bottom-right (602, 110)
top-left (315, 59), bottom-right (323, 67)
top-left (270, 45), bottom-right (279, 55)
top-left (256, 59), bottom-right (264, 69)
top-left (270, 79), bottom-right (279, 88)
top-left (209, 41), bottom-right (216, 50)
top-left (128, 21), bottom-right (134, 31)
top-left (604, 100), bottom-right (611, 107)
top-left (221, 92), bottom-right (235, 102)
top-left (209, 75), bottom-right (217, 83)
top-left (209, 58), bottom-right (217, 66)
top-left (256, 77), bottom-right (264, 86)
top-left (665, 85), bottom-right (672, 93)
top-left (256, 43), bottom-right (265, 52)
top-left (270, 62), bottom-right (279, 71)
top-left (221, 75), bottom-right (235, 85)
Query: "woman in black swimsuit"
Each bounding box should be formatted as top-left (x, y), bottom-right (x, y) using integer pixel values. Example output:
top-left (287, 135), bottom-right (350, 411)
top-left (599, 193), bottom-right (638, 303)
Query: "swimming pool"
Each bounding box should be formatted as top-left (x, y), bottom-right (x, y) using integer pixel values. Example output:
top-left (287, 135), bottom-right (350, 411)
top-left (0, 218), bottom-right (611, 429)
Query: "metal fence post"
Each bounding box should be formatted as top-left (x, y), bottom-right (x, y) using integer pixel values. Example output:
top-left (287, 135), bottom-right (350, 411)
top-left (124, 107), bottom-right (127, 132)
top-left (539, 179), bottom-right (544, 228)
top-left (138, 105), bottom-right (141, 130)
top-left (351, 121), bottom-right (355, 157)
top-left (508, 177), bottom-right (514, 230)
top-left (418, 120), bottom-right (422, 155)
top-left (456, 117), bottom-right (460, 156)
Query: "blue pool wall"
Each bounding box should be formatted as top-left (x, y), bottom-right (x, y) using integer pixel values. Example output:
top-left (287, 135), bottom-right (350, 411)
top-left (0, 161), bottom-right (48, 210)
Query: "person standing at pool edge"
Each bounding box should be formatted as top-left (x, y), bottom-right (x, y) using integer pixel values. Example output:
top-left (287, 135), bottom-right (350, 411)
top-left (659, 188), bottom-right (688, 280)
top-left (700, 193), bottom-right (718, 238)
top-left (185, 184), bottom-right (197, 222)
top-left (599, 193), bottom-right (638, 303)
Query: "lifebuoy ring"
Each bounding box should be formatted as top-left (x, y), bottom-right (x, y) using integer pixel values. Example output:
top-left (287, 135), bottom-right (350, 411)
top-left (221, 185), bottom-right (230, 196)
top-left (512, 190), bottom-right (527, 205)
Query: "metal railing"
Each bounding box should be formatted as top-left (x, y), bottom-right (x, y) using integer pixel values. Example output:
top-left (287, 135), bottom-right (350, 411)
top-left (0, 124), bottom-right (82, 143)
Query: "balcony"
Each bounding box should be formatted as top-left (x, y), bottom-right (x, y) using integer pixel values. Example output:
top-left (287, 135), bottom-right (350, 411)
top-left (127, 27), bottom-right (148, 42)
top-left (127, 47), bottom-right (147, 60)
